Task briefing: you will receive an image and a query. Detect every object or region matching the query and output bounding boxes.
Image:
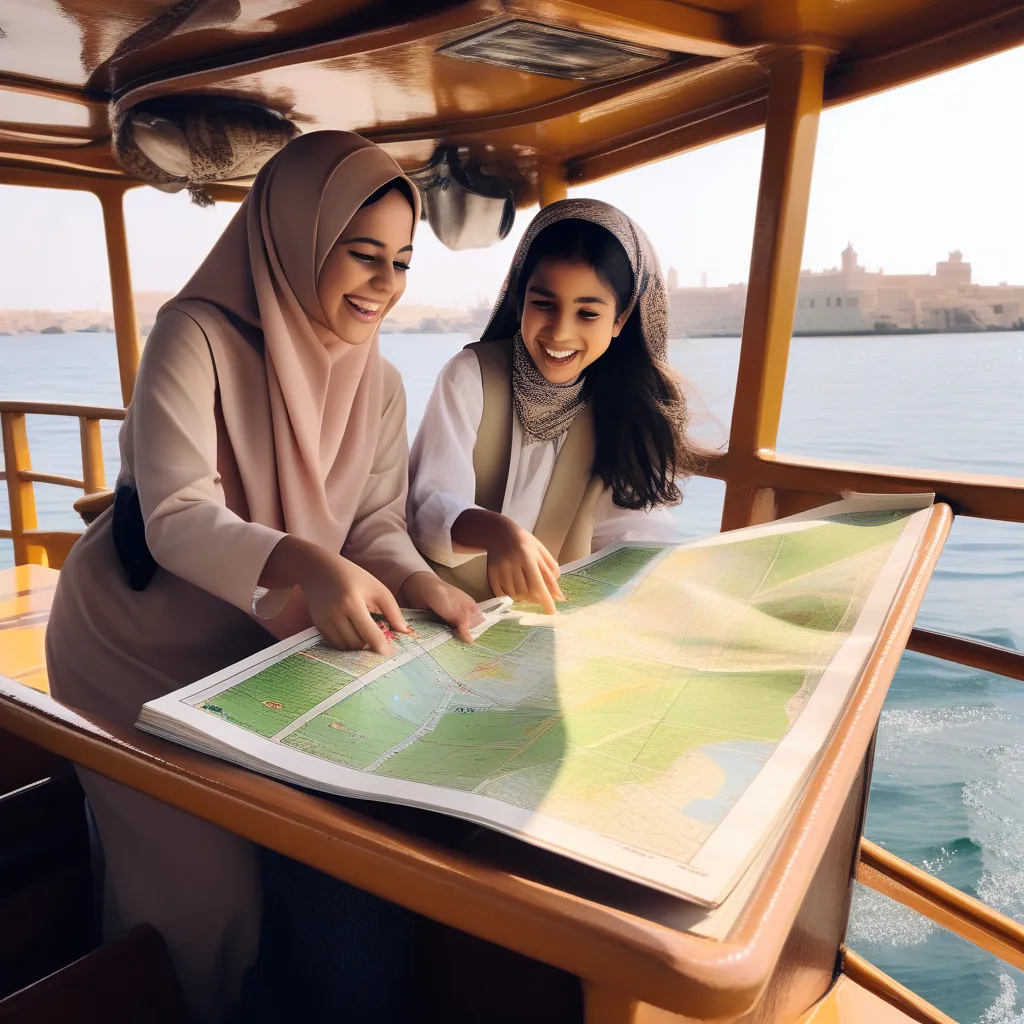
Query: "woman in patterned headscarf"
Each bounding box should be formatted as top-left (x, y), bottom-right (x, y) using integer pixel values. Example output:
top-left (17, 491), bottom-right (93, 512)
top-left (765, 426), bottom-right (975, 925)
top-left (408, 198), bottom-right (704, 613)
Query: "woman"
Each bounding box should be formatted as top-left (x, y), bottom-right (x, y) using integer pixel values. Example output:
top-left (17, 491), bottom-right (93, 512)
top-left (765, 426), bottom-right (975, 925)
top-left (45, 130), bottom-right (480, 1023)
top-left (408, 199), bottom-right (704, 612)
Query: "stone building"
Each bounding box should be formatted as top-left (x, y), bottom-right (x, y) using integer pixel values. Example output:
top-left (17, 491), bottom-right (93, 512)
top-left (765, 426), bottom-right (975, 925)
top-left (667, 246), bottom-right (1024, 337)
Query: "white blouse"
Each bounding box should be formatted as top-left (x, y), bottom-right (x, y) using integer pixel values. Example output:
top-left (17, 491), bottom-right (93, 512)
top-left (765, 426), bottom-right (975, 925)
top-left (408, 349), bottom-right (681, 568)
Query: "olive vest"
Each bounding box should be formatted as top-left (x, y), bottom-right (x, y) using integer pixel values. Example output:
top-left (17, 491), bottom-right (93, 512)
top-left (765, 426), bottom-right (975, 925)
top-left (428, 338), bottom-right (604, 601)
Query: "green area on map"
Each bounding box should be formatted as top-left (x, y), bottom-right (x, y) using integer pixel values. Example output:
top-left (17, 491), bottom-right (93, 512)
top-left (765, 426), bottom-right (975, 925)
top-left (198, 618), bottom-right (445, 738)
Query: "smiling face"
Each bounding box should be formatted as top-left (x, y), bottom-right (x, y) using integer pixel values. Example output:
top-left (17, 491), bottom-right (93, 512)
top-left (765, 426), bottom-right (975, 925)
top-left (317, 186), bottom-right (415, 344)
top-left (519, 257), bottom-right (624, 383)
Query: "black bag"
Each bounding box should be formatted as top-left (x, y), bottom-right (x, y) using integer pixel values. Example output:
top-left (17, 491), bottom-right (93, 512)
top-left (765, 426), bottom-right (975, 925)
top-left (111, 483), bottom-right (158, 591)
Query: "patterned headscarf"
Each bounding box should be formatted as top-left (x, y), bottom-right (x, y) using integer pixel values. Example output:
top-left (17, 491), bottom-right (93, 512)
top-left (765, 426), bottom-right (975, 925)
top-left (480, 198), bottom-right (670, 444)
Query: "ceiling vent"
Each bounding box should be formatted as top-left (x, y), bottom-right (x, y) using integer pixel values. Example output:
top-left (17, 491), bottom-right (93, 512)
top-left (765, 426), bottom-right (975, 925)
top-left (438, 19), bottom-right (669, 82)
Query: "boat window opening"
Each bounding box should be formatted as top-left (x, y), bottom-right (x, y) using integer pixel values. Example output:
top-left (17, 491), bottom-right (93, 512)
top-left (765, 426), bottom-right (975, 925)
top-left (911, 515), bottom-right (1024, 641)
top-left (779, 319), bottom-right (1024, 470)
top-left (0, 185), bottom-right (123, 570)
top-left (785, 41), bottom-right (1024, 467)
top-left (123, 189), bottom-right (237, 338)
top-left (776, 50), bottom-right (1024, 1015)
top-left (0, 186), bottom-right (108, 327)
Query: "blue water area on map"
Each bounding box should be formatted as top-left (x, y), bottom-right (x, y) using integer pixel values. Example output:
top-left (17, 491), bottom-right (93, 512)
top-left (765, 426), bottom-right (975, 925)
top-left (682, 739), bottom-right (777, 824)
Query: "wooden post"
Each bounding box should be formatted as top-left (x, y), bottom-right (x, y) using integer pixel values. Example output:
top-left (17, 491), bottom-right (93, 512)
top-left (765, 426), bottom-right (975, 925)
top-left (95, 184), bottom-right (141, 407)
top-left (538, 166), bottom-right (568, 207)
top-left (721, 48), bottom-right (826, 532)
top-left (584, 986), bottom-right (643, 1023)
top-left (583, 985), bottom-right (683, 1023)
top-left (79, 417), bottom-right (107, 493)
top-left (1, 411), bottom-right (40, 565)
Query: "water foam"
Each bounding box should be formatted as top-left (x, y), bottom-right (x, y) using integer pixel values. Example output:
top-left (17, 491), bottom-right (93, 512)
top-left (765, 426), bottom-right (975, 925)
top-left (847, 882), bottom-right (936, 947)
top-left (876, 705), bottom-right (1011, 759)
top-left (963, 744), bottom-right (1024, 921)
top-left (980, 974), bottom-right (1024, 1024)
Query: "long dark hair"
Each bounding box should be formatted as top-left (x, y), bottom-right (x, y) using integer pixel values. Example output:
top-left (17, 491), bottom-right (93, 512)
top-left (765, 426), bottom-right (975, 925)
top-left (517, 219), bottom-right (702, 510)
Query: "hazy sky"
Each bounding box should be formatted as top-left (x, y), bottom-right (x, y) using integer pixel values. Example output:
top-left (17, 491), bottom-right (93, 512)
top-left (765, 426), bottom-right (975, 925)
top-left (4, 42), bottom-right (1023, 312)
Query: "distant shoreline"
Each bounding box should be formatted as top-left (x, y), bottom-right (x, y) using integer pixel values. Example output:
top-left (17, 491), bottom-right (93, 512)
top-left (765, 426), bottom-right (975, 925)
top-left (673, 325), bottom-right (1024, 339)
top-left (4, 325), bottom-right (1024, 340)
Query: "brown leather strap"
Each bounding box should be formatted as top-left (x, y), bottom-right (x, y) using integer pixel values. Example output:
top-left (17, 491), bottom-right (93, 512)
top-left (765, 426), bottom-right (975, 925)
top-left (466, 338), bottom-right (513, 513)
top-left (531, 404), bottom-right (598, 561)
top-left (427, 339), bottom-right (514, 600)
top-left (559, 475), bottom-right (605, 564)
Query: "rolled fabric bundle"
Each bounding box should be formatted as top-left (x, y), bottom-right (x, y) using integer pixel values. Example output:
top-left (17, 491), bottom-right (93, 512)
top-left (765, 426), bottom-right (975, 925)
top-left (112, 97), bottom-right (298, 205)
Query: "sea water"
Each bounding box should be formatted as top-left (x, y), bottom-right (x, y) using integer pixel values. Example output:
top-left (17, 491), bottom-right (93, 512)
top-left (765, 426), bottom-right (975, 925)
top-left (3, 330), bottom-right (1023, 1022)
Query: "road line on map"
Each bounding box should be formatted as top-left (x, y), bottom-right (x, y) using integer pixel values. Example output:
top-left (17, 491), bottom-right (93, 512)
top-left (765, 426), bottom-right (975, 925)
top-left (268, 630), bottom-right (455, 741)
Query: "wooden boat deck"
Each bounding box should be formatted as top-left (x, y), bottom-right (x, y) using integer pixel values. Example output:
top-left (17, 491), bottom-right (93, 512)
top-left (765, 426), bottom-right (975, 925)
top-left (0, 564), bottom-right (55, 694)
top-left (799, 973), bottom-right (952, 1024)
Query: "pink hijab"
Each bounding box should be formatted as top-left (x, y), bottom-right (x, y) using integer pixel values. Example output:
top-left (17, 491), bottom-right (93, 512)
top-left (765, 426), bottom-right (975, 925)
top-left (162, 130), bottom-right (420, 559)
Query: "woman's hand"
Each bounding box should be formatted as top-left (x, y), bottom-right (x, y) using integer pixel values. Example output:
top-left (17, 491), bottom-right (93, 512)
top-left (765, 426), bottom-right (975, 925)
top-left (450, 509), bottom-right (565, 615)
top-left (260, 536), bottom-right (410, 655)
top-left (399, 572), bottom-right (484, 643)
top-left (485, 518), bottom-right (565, 615)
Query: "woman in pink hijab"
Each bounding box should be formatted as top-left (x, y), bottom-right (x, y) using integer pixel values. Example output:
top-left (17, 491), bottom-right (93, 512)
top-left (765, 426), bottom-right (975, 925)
top-left (45, 131), bottom-right (480, 1023)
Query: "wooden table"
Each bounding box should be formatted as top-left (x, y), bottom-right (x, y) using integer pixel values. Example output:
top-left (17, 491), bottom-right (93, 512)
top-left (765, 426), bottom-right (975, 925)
top-left (0, 505), bottom-right (953, 1023)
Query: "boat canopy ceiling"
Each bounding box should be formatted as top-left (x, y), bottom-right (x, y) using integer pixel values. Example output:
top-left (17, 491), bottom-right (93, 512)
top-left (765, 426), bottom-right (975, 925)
top-left (2, 0), bottom-right (1023, 202)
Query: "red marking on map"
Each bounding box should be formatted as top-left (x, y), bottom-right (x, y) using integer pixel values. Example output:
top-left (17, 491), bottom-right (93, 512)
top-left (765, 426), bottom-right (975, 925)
top-left (263, 700), bottom-right (283, 710)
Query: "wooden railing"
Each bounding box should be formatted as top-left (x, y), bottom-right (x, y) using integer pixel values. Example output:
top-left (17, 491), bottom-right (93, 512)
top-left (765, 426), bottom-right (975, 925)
top-left (0, 401), bottom-right (125, 568)
top-left (702, 448), bottom-right (1024, 526)
top-left (907, 627), bottom-right (1024, 683)
top-left (857, 838), bottom-right (1024, 970)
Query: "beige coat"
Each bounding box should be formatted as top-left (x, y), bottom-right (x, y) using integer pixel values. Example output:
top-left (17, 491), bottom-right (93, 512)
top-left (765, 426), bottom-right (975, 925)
top-left (45, 131), bottom-right (428, 1024)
